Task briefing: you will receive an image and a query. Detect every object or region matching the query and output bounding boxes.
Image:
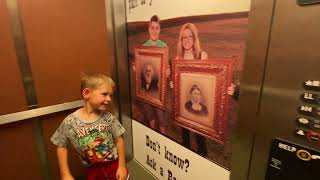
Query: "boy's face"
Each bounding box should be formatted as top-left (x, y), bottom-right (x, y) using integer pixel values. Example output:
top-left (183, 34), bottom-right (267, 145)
top-left (149, 21), bottom-right (160, 41)
top-left (84, 83), bottom-right (113, 112)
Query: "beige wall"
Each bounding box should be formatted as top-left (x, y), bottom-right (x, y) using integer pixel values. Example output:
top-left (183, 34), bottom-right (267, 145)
top-left (126, 0), bottom-right (251, 22)
top-left (19, 0), bottom-right (112, 107)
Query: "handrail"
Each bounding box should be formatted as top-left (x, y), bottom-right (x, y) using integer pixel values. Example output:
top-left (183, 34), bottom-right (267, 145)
top-left (0, 100), bottom-right (84, 125)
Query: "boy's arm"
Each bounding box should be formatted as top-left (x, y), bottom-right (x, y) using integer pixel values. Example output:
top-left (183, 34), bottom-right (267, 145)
top-left (57, 146), bottom-right (74, 180)
top-left (115, 136), bottom-right (127, 180)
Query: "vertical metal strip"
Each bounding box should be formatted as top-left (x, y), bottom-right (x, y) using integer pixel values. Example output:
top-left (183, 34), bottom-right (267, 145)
top-left (6, 0), bottom-right (37, 108)
top-left (230, 0), bottom-right (277, 179)
top-left (6, 0), bottom-right (51, 179)
top-left (247, 0), bottom-right (277, 179)
top-left (105, 0), bottom-right (133, 160)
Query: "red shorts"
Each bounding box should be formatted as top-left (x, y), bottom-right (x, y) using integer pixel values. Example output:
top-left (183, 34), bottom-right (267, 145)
top-left (86, 159), bottom-right (128, 180)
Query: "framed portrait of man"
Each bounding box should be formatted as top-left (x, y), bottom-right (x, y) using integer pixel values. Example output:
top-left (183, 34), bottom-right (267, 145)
top-left (173, 59), bottom-right (233, 144)
top-left (134, 46), bottom-right (168, 109)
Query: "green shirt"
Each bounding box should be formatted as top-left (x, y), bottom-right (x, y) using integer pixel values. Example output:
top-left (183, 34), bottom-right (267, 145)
top-left (143, 39), bottom-right (167, 47)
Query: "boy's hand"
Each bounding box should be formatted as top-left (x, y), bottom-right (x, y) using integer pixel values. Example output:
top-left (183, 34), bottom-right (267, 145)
top-left (116, 166), bottom-right (128, 180)
top-left (61, 173), bottom-right (74, 180)
top-left (227, 83), bottom-right (236, 96)
top-left (169, 81), bottom-right (174, 89)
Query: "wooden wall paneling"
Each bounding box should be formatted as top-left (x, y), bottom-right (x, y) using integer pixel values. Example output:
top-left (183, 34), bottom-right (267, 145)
top-left (0, 121), bottom-right (42, 179)
top-left (18, 0), bottom-right (113, 107)
top-left (0, 0), bottom-right (28, 115)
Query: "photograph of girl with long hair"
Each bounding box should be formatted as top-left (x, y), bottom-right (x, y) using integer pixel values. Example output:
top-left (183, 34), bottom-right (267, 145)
top-left (176, 23), bottom-right (208, 60)
top-left (174, 23), bottom-right (209, 155)
top-left (174, 22), bottom-right (237, 156)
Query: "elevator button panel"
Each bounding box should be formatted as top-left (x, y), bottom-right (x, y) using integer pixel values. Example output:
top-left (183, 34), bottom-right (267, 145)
top-left (265, 139), bottom-right (320, 180)
top-left (297, 81), bottom-right (320, 135)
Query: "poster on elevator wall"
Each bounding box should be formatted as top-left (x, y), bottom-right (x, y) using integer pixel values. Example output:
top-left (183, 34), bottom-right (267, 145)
top-left (126, 0), bottom-right (250, 170)
top-left (132, 120), bottom-right (230, 179)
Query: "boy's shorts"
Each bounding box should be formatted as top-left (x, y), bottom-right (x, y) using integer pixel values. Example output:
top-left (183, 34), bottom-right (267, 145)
top-left (86, 159), bottom-right (129, 180)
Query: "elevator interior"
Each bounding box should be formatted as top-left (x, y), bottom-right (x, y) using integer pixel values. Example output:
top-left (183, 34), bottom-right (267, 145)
top-left (2, 0), bottom-right (320, 179)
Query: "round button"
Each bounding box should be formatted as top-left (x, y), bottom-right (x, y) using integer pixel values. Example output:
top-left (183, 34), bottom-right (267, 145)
top-left (298, 118), bottom-right (309, 124)
top-left (297, 150), bottom-right (312, 161)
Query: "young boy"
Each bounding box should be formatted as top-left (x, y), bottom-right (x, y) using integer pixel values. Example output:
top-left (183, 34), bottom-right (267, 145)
top-left (143, 15), bottom-right (167, 47)
top-left (137, 15), bottom-right (169, 134)
top-left (51, 73), bottom-right (128, 180)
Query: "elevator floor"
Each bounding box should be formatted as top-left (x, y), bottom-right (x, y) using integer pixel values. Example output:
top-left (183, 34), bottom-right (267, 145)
top-left (127, 159), bottom-right (156, 180)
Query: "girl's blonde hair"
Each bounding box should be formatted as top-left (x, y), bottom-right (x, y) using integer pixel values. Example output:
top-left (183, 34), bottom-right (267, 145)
top-left (80, 72), bottom-right (115, 93)
top-left (177, 23), bottom-right (202, 59)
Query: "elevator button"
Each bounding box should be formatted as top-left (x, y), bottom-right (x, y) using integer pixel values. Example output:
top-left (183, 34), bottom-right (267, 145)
top-left (305, 80), bottom-right (320, 87)
top-left (298, 105), bottom-right (320, 118)
top-left (295, 129), bottom-right (306, 136)
top-left (296, 117), bottom-right (320, 130)
top-left (311, 155), bottom-right (320, 160)
top-left (312, 81), bottom-right (320, 87)
top-left (303, 93), bottom-right (314, 100)
top-left (301, 93), bottom-right (320, 104)
top-left (304, 80), bottom-right (320, 91)
top-left (297, 117), bottom-right (310, 125)
top-left (299, 105), bottom-right (313, 112)
top-left (297, 150), bottom-right (312, 161)
top-left (296, 118), bottom-right (311, 129)
top-left (298, 105), bottom-right (313, 116)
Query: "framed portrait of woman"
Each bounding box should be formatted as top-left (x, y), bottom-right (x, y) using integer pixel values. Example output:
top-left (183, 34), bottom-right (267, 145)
top-left (173, 59), bottom-right (233, 144)
top-left (134, 46), bottom-right (168, 109)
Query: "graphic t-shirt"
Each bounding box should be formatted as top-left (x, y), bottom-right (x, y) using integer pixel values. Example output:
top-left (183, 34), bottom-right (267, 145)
top-left (50, 110), bottom-right (125, 166)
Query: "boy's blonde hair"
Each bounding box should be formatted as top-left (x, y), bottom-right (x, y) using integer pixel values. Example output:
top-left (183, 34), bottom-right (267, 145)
top-left (80, 72), bottom-right (115, 93)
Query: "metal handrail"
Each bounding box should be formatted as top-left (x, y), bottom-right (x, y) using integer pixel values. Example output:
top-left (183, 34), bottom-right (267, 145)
top-left (0, 100), bottom-right (84, 125)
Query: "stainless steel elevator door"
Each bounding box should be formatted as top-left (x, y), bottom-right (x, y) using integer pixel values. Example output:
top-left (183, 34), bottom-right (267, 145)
top-left (249, 1), bottom-right (320, 179)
